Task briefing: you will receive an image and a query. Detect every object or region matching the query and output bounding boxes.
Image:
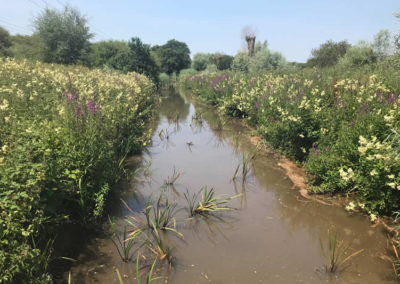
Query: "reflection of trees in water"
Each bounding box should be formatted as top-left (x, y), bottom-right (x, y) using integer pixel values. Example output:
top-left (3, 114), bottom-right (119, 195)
top-left (160, 89), bottom-right (191, 123)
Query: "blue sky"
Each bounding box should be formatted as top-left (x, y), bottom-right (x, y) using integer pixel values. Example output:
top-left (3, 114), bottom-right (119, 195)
top-left (1, 0), bottom-right (399, 62)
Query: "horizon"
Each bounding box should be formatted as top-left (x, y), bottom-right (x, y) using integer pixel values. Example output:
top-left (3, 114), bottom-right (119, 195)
top-left (1, 0), bottom-right (399, 63)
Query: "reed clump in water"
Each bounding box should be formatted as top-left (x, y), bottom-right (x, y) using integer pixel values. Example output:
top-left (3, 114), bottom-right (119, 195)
top-left (233, 153), bottom-right (253, 185)
top-left (319, 229), bottom-right (363, 273)
top-left (164, 167), bottom-right (181, 186)
top-left (184, 185), bottom-right (238, 217)
top-left (108, 216), bottom-right (142, 262)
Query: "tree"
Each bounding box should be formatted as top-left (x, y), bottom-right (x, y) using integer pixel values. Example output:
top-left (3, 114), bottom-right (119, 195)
top-left (191, 53), bottom-right (213, 71)
top-left (34, 6), bottom-right (93, 64)
top-left (8, 34), bottom-right (44, 60)
top-left (306, 40), bottom-right (351, 68)
top-left (242, 26), bottom-right (257, 57)
top-left (338, 43), bottom-right (377, 68)
top-left (88, 40), bottom-right (131, 71)
top-left (372, 29), bottom-right (394, 61)
top-left (152, 39), bottom-right (191, 74)
top-left (0, 26), bottom-right (12, 57)
top-left (213, 53), bottom-right (233, 70)
top-left (231, 52), bottom-right (251, 72)
top-left (127, 37), bottom-right (159, 83)
top-left (394, 12), bottom-right (400, 51)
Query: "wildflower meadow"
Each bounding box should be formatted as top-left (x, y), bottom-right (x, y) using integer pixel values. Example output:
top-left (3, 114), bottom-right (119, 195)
top-left (0, 58), bottom-right (157, 282)
top-left (181, 70), bottom-right (400, 217)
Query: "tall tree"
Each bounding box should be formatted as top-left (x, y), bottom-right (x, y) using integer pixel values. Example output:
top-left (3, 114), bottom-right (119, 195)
top-left (152, 39), bottom-right (191, 74)
top-left (34, 6), bottom-right (93, 64)
top-left (127, 37), bottom-right (159, 83)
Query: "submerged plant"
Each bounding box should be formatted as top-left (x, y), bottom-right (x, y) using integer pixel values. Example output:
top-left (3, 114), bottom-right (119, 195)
top-left (233, 153), bottom-right (253, 184)
top-left (184, 186), bottom-right (237, 216)
top-left (108, 216), bottom-right (142, 262)
top-left (164, 167), bottom-right (181, 186)
top-left (147, 223), bottom-right (174, 265)
top-left (319, 229), bottom-right (363, 273)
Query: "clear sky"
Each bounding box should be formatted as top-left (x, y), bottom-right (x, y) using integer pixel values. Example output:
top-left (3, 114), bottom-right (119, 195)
top-left (1, 0), bottom-right (400, 62)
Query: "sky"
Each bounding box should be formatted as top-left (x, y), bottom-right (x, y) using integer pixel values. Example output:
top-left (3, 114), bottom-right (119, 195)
top-left (1, 0), bottom-right (400, 62)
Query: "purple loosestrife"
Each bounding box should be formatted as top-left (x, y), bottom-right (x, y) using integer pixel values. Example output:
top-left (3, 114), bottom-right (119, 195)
top-left (75, 104), bottom-right (79, 118)
top-left (315, 149), bottom-right (319, 156)
top-left (87, 99), bottom-right (95, 114)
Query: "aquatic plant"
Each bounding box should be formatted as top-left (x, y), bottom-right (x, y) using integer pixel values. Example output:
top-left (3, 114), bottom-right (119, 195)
top-left (108, 216), bottom-right (142, 262)
top-left (233, 153), bottom-right (253, 184)
top-left (184, 186), bottom-right (236, 216)
top-left (319, 229), bottom-right (363, 273)
top-left (164, 166), bottom-right (181, 186)
top-left (142, 191), bottom-right (183, 238)
top-left (147, 223), bottom-right (174, 265)
top-left (136, 254), bottom-right (160, 284)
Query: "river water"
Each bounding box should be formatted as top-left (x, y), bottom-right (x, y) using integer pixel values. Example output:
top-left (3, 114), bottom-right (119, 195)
top-left (69, 90), bottom-right (396, 283)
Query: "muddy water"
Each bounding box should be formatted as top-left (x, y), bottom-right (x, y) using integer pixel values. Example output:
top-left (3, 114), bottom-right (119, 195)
top-left (69, 90), bottom-right (396, 283)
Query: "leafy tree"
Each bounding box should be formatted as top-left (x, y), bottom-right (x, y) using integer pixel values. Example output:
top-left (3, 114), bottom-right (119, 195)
top-left (127, 37), bottom-right (159, 83)
top-left (152, 39), bottom-right (191, 74)
top-left (191, 52), bottom-right (213, 71)
top-left (394, 12), bottom-right (400, 51)
top-left (88, 40), bottom-right (131, 71)
top-left (372, 29), bottom-right (394, 61)
top-left (306, 40), bottom-right (351, 67)
top-left (213, 53), bottom-right (233, 70)
top-left (338, 43), bottom-right (377, 68)
top-left (231, 52), bottom-right (251, 72)
top-left (34, 6), bottom-right (93, 64)
top-left (0, 26), bottom-right (12, 57)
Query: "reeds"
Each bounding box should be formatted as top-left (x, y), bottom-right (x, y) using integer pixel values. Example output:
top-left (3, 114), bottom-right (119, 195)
top-left (164, 167), bottom-right (181, 186)
top-left (136, 254), bottom-right (159, 284)
top-left (320, 229), bottom-right (363, 273)
top-left (233, 153), bottom-right (252, 184)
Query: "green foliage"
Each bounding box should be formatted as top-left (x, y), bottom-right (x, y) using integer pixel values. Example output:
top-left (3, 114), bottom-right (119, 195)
top-left (179, 68), bottom-right (198, 77)
top-left (0, 59), bottom-right (156, 282)
top-left (8, 34), bottom-right (45, 61)
top-left (128, 37), bottom-right (160, 84)
top-left (158, 72), bottom-right (171, 85)
top-left (231, 52), bottom-right (251, 72)
top-left (372, 29), bottom-right (394, 61)
top-left (34, 5), bottom-right (93, 64)
top-left (192, 52), bottom-right (213, 71)
top-left (231, 42), bottom-right (287, 73)
top-left (307, 40), bottom-right (351, 68)
top-left (151, 39), bottom-right (191, 75)
top-left (338, 44), bottom-right (377, 68)
top-left (88, 40), bottom-right (131, 71)
top-left (213, 53), bottom-right (234, 70)
top-left (0, 26), bottom-right (12, 57)
top-left (181, 69), bottom-right (400, 216)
